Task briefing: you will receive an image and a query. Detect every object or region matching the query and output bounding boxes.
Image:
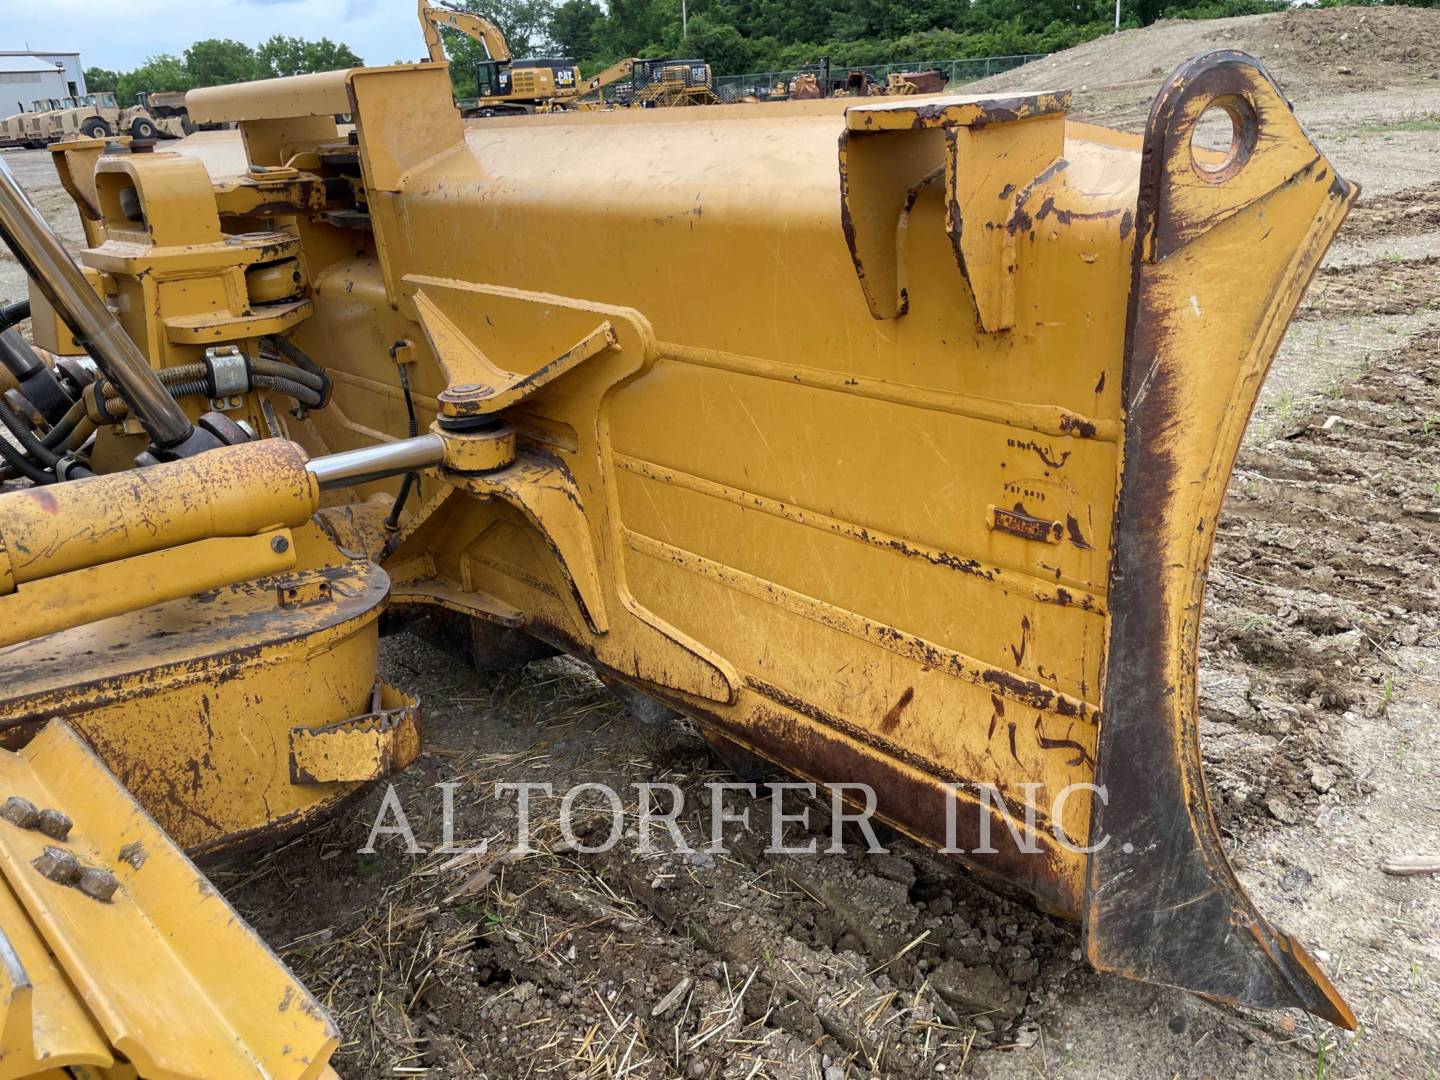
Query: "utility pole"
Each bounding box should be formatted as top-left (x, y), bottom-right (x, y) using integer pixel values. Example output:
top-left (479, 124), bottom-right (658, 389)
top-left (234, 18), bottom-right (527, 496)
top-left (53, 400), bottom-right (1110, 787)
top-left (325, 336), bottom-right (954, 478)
top-left (1115, 0), bottom-right (1121, 31)
top-left (682, 0), bottom-right (688, 38)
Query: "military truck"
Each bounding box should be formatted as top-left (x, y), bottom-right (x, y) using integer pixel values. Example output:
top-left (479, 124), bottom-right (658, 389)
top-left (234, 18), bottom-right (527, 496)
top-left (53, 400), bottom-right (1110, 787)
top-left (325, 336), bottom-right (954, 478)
top-left (46, 91), bottom-right (191, 143)
top-left (16, 99), bottom-right (63, 147)
top-left (0, 109), bottom-right (24, 148)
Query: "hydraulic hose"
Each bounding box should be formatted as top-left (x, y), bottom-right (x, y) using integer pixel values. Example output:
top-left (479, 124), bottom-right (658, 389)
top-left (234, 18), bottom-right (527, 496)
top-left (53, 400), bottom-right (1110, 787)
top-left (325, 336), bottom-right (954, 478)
top-left (94, 360), bottom-right (324, 424)
top-left (384, 362), bottom-right (420, 530)
top-left (0, 328), bottom-right (72, 423)
top-left (253, 357), bottom-right (326, 395)
top-left (41, 398), bottom-right (86, 449)
top-left (267, 335), bottom-right (326, 379)
top-left (0, 299), bottom-right (28, 331)
top-left (0, 433), bottom-right (52, 485)
top-left (0, 397), bottom-right (60, 468)
top-left (0, 155), bottom-right (195, 450)
top-left (264, 337), bottom-right (332, 405)
top-left (253, 373), bottom-right (322, 408)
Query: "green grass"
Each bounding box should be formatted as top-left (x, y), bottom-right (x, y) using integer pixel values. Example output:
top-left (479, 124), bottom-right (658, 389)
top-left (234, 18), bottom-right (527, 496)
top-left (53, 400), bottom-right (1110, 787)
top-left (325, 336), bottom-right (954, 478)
top-left (454, 901), bottom-right (510, 926)
top-left (1277, 387), bottom-right (1297, 420)
top-left (1359, 116), bottom-right (1440, 134)
top-left (1307, 1016), bottom-right (1364, 1080)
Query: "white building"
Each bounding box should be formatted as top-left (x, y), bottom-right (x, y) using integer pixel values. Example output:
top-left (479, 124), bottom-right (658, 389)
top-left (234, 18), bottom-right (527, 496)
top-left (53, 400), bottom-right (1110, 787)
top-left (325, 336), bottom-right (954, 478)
top-left (0, 52), bottom-right (85, 117)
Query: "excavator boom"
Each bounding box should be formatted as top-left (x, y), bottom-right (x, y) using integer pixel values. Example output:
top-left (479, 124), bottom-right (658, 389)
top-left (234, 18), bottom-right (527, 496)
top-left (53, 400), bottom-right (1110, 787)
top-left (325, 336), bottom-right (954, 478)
top-left (418, 0), bottom-right (511, 63)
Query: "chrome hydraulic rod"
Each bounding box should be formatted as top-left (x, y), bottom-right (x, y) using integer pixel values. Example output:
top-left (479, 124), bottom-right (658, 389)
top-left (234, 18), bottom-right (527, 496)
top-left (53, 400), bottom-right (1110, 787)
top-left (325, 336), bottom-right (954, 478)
top-left (305, 433), bottom-right (445, 491)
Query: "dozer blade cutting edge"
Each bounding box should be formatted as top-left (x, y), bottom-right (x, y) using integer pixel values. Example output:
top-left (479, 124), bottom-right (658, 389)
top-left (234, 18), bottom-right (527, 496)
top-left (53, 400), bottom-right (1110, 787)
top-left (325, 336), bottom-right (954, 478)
top-left (0, 721), bottom-right (339, 1078)
top-left (1087, 51), bottom-right (1355, 1028)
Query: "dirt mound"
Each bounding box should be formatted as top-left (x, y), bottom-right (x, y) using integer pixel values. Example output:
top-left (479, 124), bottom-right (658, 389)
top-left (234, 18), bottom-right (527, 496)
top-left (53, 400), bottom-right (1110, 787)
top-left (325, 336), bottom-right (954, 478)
top-left (968, 6), bottom-right (1440, 116)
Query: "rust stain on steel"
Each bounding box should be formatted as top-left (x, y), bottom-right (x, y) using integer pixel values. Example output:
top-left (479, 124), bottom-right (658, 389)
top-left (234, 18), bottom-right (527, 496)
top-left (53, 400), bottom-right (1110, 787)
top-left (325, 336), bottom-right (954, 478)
top-left (1033, 196), bottom-right (1125, 228)
top-left (1009, 438), bottom-right (1071, 469)
top-left (1059, 413), bottom-right (1099, 439)
top-left (1033, 718), bottom-right (1094, 768)
top-left (982, 667), bottom-right (1095, 723)
top-left (1064, 514), bottom-right (1093, 550)
top-left (877, 686), bottom-right (914, 734)
top-left (119, 839), bottom-right (148, 869)
top-left (1085, 49), bottom-right (1357, 1029)
top-left (727, 700), bottom-right (1078, 917)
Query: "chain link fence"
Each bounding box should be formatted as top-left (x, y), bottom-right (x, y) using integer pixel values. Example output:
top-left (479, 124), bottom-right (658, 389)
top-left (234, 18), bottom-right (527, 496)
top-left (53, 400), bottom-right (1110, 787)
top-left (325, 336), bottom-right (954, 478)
top-left (714, 54), bottom-right (1047, 102)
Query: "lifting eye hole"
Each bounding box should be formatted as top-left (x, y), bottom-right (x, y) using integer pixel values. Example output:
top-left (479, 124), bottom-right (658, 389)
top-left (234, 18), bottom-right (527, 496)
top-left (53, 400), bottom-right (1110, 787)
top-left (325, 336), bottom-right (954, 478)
top-left (118, 186), bottom-right (144, 223)
top-left (1188, 94), bottom-right (1258, 183)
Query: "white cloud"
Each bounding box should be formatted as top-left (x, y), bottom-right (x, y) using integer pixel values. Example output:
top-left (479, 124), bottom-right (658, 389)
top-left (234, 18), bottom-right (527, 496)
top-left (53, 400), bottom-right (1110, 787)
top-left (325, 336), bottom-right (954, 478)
top-left (6, 0), bottom-right (426, 72)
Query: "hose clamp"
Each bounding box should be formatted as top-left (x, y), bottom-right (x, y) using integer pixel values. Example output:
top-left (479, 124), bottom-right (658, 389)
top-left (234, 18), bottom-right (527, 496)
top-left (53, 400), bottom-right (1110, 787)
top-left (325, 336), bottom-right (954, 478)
top-left (53, 452), bottom-right (87, 482)
top-left (203, 345), bottom-right (250, 398)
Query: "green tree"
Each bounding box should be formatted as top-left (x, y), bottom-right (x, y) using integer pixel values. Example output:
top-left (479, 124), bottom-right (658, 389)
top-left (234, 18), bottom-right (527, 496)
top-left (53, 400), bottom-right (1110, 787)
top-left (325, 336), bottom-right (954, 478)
top-left (183, 39), bottom-right (259, 88)
top-left (595, 0), bottom-right (675, 58)
top-left (117, 55), bottom-right (190, 103)
top-left (442, 0), bottom-right (557, 58)
top-left (255, 35), bottom-right (364, 79)
top-left (678, 15), bottom-right (751, 73)
top-left (550, 0), bottom-right (604, 59)
top-left (84, 67), bottom-right (120, 94)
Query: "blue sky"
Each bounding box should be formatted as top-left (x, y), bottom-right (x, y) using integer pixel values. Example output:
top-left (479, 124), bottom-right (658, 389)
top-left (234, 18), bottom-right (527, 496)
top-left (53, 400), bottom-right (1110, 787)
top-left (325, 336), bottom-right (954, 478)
top-left (6, 0), bottom-right (423, 73)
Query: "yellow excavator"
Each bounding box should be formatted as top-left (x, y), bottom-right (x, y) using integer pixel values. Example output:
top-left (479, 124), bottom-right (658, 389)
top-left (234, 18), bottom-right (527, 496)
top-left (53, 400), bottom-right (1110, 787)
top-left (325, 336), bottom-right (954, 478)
top-left (418, 0), bottom-right (584, 114)
top-left (418, 0), bottom-right (695, 114)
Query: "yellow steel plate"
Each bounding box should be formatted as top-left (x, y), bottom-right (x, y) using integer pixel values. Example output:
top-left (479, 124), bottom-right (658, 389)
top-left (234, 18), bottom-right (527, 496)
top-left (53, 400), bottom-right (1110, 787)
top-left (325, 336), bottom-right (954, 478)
top-left (0, 722), bottom-right (338, 1079)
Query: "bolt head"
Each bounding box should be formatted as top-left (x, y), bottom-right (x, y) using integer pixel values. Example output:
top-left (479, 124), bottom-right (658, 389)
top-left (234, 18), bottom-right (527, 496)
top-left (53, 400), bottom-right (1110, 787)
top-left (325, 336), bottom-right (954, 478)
top-left (33, 846), bottom-right (80, 885)
top-left (36, 808), bottom-right (72, 841)
top-left (270, 535), bottom-right (290, 554)
top-left (1, 796), bottom-right (39, 830)
top-left (77, 867), bottom-right (120, 902)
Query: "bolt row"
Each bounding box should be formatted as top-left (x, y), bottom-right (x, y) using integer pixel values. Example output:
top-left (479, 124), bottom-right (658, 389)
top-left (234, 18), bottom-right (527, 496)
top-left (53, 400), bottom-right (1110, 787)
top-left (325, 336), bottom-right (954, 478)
top-left (2, 796), bottom-right (119, 902)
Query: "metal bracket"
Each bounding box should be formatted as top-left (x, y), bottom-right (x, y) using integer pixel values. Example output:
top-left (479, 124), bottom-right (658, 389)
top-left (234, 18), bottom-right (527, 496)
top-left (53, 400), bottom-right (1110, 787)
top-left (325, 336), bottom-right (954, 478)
top-left (203, 344), bottom-right (250, 397)
top-left (289, 682), bottom-right (420, 784)
top-left (452, 450), bottom-right (611, 635)
top-left (0, 720), bottom-right (339, 1075)
top-left (838, 92), bottom-right (1068, 329)
top-left (409, 279), bottom-right (620, 421)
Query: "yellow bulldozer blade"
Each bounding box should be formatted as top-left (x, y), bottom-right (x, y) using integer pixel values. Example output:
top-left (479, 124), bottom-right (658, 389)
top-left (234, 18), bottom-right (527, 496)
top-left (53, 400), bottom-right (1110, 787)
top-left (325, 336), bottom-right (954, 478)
top-left (0, 721), bottom-right (339, 1078)
top-left (0, 31), bottom-right (1362, 1053)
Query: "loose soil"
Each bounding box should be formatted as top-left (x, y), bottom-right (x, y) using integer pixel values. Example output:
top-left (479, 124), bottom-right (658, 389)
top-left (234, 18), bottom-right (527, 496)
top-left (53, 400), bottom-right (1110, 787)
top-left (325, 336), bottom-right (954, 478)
top-left (3, 6), bottom-right (1438, 1077)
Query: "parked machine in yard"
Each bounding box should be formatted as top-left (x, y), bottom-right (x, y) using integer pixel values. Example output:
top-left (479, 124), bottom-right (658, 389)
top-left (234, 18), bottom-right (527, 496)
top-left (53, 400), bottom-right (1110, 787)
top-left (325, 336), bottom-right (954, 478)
top-left (623, 58), bottom-right (722, 107)
top-left (0, 109), bottom-right (24, 148)
top-left (419, 0), bottom-right (704, 115)
top-left (47, 91), bottom-right (191, 143)
top-left (0, 42), bottom-right (1358, 1073)
top-left (11, 98), bottom-right (63, 148)
top-left (47, 93), bottom-right (119, 141)
top-left (418, 0), bottom-right (580, 116)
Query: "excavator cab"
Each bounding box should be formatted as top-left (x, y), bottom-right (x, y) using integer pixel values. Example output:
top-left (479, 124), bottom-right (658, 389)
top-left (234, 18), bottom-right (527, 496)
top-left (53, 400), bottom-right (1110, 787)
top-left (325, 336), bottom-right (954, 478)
top-left (475, 58), bottom-right (503, 98)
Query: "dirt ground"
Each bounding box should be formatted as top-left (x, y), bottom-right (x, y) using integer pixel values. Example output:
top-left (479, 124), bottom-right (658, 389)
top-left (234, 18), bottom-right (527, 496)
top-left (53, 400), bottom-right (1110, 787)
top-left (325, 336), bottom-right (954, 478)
top-left (2, 6), bottom-right (1438, 1077)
